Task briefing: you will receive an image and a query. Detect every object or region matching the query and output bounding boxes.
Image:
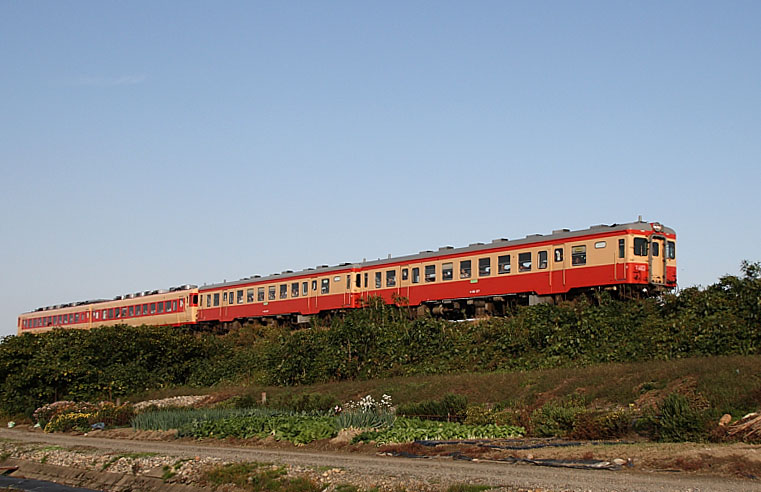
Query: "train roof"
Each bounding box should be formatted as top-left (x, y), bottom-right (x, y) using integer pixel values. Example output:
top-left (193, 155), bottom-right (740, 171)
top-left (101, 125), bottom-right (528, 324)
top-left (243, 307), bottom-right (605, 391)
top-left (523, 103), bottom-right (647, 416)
top-left (200, 219), bottom-right (675, 291)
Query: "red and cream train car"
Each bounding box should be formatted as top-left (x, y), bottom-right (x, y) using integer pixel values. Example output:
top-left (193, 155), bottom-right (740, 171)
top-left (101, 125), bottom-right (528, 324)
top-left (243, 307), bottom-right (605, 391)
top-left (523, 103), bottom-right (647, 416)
top-left (18, 286), bottom-right (199, 334)
top-left (18, 219), bottom-right (676, 333)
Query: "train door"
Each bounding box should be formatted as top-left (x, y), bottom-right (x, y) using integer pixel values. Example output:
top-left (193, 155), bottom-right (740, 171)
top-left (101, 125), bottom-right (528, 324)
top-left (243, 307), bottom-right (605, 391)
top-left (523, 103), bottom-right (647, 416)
top-left (552, 244), bottom-right (566, 291)
top-left (308, 277), bottom-right (318, 312)
top-left (649, 235), bottom-right (667, 285)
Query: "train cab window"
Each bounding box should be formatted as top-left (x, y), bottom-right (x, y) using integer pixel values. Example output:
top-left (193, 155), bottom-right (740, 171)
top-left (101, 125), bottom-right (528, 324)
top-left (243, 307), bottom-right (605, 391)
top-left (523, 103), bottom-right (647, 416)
top-left (302, 282), bottom-right (308, 296)
top-left (667, 241), bottom-right (676, 259)
top-left (363, 273), bottom-right (368, 288)
top-left (554, 248), bottom-right (563, 262)
top-left (258, 288), bottom-right (265, 302)
top-left (321, 278), bottom-right (330, 294)
top-left (223, 292), bottom-right (228, 304)
top-left (412, 267), bottom-right (420, 283)
top-left (652, 241), bottom-right (660, 257)
top-left (346, 275), bottom-right (351, 289)
top-left (213, 293), bottom-right (220, 306)
top-left (634, 237), bottom-right (648, 256)
top-left (402, 268), bottom-right (409, 281)
top-left (538, 251), bottom-right (548, 269)
top-left (157, 302), bottom-right (163, 313)
top-left (268, 286), bottom-right (276, 300)
top-left (478, 258), bottom-right (491, 276)
top-left (519, 252), bottom-right (532, 272)
top-left (237, 290), bottom-right (244, 304)
top-left (356, 273), bottom-right (361, 288)
top-left (375, 272), bottom-right (382, 288)
top-left (498, 255), bottom-right (510, 274)
top-left (280, 285), bottom-right (288, 299)
top-left (311, 280), bottom-right (317, 291)
top-left (460, 260), bottom-right (471, 279)
top-left (387, 270), bottom-right (397, 287)
top-left (247, 289), bottom-right (254, 303)
top-left (425, 265), bottom-right (436, 282)
top-left (291, 283), bottom-right (299, 297)
top-left (179, 299), bottom-right (184, 310)
top-left (618, 239), bottom-right (625, 258)
top-left (442, 262), bottom-right (453, 281)
top-left (571, 245), bottom-right (587, 265)
top-left (172, 300), bottom-right (177, 311)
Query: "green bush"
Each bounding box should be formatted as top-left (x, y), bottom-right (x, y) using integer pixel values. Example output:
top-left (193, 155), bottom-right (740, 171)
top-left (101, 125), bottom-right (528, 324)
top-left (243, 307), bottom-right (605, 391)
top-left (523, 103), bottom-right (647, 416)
top-left (531, 401), bottom-right (586, 437)
top-left (655, 393), bottom-right (707, 442)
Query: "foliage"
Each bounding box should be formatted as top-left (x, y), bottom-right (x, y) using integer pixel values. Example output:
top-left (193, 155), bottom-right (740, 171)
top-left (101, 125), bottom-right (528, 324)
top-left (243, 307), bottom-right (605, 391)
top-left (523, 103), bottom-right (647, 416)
top-left (568, 409), bottom-right (633, 440)
top-left (464, 404), bottom-right (517, 427)
top-left (203, 462), bottom-right (320, 492)
top-left (131, 407), bottom-right (312, 432)
top-left (35, 400), bottom-right (134, 432)
top-left (179, 415), bottom-right (338, 444)
top-left (530, 401), bottom-right (586, 438)
top-left (396, 394), bottom-right (468, 421)
top-left (353, 417), bottom-right (524, 444)
top-left (654, 393), bottom-right (708, 442)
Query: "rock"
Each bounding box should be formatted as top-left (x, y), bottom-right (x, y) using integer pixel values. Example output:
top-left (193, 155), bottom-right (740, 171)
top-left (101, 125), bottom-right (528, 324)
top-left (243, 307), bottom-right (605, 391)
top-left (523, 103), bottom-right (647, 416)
top-left (719, 414), bottom-right (732, 426)
top-left (613, 458), bottom-right (626, 466)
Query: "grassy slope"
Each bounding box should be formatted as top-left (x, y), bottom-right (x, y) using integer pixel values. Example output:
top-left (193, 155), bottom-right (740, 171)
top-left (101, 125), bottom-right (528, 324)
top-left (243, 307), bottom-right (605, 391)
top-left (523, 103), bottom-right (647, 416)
top-left (135, 354), bottom-right (761, 418)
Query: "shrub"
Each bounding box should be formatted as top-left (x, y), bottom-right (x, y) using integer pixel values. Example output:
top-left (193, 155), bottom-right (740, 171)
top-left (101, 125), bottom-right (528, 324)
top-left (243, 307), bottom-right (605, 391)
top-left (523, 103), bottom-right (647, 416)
top-left (569, 409), bottom-right (632, 440)
top-left (531, 401), bottom-right (586, 437)
top-left (45, 412), bottom-right (94, 433)
top-left (656, 393), bottom-right (707, 442)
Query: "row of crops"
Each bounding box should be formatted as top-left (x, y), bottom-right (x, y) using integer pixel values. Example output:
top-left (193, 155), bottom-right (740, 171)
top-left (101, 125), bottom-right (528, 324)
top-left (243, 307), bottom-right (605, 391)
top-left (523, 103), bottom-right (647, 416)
top-left (130, 405), bottom-right (525, 445)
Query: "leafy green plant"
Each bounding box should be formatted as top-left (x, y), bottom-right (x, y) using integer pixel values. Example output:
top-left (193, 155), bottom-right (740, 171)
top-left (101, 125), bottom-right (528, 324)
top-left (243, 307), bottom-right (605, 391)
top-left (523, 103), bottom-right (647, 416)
top-left (353, 417), bottom-right (523, 444)
top-left (530, 401), bottom-right (586, 437)
top-left (397, 394), bottom-right (468, 421)
top-left (203, 462), bottom-right (320, 491)
top-left (655, 393), bottom-right (707, 442)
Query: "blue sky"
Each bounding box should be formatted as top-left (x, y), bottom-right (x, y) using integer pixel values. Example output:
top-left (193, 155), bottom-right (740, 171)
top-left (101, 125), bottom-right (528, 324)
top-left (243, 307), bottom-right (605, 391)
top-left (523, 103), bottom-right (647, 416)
top-left (2, 1), bottom-right (759, 337)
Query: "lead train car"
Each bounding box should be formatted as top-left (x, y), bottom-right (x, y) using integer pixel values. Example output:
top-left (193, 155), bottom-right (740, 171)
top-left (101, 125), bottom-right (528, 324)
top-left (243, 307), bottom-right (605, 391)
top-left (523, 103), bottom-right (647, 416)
top-left (196, 219), bottom-right (676, 324)
top-left (18, 219), bottom-right (676, 333)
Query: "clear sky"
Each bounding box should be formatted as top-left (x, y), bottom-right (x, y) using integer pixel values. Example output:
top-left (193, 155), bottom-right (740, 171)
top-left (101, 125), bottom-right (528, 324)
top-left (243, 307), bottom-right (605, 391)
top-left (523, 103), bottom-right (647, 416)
top-left (2, 1), bottom-right (759, 337)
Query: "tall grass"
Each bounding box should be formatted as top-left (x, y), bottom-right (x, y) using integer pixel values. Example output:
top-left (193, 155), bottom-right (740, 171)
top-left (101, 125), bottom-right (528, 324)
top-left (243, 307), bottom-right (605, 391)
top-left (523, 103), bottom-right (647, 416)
top-left (131, 406), bottom-right (326, 431)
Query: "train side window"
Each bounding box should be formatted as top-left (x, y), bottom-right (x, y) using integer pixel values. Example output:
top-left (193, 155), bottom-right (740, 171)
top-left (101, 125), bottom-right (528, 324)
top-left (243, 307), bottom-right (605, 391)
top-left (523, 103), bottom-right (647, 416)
top-left (618, 239), bottom-right (625, 258)
top-left (165, 301), bottom-right (171, 312)
top-left (223, 292), bottom-right (228, 304)
top-left (108, 308), bottom-right (114, 319)
top-left (442, 262), bottom-right (453, 281)
top-left (75, 314), bottom-right (79, 322)
top-left (375, 272), bottom-right (382, 288)
top-left (478, 258), bottom-right (491, 276)
top-left (519, 252), bottom-right (532, 272)
top-left (356, 273), bottom-right (361, 288)
top-left (247, 289), bottom-right (254, 302)
top-left (143, 304), bottom-right (149, 315)
top-left (150, 303), bottom-right (156, 314)
top-left (387, 270), bottom-right (396, 287)
top-left (460, 260), bottom-right (471, 278)
top-left (311, 280), bottom-right (317, 291)
top-left (538, 251), bottom-right (548, 269)
top-left (214, 293), bottom-right (220, 306)
top-left (207, 295), bottom-right (212, 307)
top-left (292, 283), bottom-right (299, 297)
top-left (258, 287), bottom-right (265, 301)
top-left (571, 245), bottom-right (587, 265)
top-left (268, 286), bottom-right (276, 300)
top-left (302, 282), bottom-right (308, 296)
top-left (667, 241), bottom-right (676, 259)
top-left (363, 273), bottom-right (368, 288)
top-left (402, 268), bottom-right (409, 281)
top-left (633, 237), bottom-right (648, 256)
top-left (425, 265), bottom-right (436, 282)
top-left (237, 290), bottom-right (244, 304)
top-left (172, 300), bottom-right (177, 311)
top-left (554, 248), bottom-right (563, 262)
top-left (652, 241), bottom-right (660, 257)
top-left (412, 267), bottom-right (420, 283)
top-left (280, 285), bottom-right (287, 299)
top-left (229, 291), bottom-right (235, 303)
top-left (498, 255), bottom-right (510, 274)
top-left (321, 278), bottom-right (330, 294)
top-left (346, 275), bottom-right (350, 289)
top-left (157, 303), bottom-right (163, 314)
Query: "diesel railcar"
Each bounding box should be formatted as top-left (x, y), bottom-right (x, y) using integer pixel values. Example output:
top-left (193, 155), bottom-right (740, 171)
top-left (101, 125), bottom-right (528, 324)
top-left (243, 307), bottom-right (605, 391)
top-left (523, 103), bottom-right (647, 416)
top-left (18, 218), bottom-right (676, 333)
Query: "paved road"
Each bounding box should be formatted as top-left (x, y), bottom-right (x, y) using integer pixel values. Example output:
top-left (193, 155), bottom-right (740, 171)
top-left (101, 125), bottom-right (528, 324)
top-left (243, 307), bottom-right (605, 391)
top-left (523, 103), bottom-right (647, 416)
top-left (0, 428), bottom-right (758, 492)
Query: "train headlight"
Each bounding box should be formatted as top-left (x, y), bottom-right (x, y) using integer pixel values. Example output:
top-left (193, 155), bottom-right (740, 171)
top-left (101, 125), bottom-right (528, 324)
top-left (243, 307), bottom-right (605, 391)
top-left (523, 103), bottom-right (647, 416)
top-left (652, 222), bottom-right (663, 232)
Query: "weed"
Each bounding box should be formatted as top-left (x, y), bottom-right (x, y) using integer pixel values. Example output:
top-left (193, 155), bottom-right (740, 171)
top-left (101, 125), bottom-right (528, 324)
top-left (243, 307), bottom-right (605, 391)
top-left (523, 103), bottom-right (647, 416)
top-left (445, 485), bottom-right (492, 492)
top-left (203, 462), bottom-right (320, 491)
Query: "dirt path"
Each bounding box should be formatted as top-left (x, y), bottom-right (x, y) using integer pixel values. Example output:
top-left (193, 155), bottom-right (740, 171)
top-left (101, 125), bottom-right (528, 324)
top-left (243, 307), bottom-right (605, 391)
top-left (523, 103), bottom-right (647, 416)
top-left (1, 428), bottom-right (759, 492)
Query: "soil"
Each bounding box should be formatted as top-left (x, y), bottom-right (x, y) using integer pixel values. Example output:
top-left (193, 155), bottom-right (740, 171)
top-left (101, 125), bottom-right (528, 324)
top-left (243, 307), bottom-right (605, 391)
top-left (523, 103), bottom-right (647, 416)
top-left (1, 426), bottom-right (760, 491)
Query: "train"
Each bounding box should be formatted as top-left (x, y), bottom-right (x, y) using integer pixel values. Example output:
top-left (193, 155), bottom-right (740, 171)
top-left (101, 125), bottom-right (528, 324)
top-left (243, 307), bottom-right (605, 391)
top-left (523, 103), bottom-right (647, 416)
top-left (17, 218), bottom-right (676, 334)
